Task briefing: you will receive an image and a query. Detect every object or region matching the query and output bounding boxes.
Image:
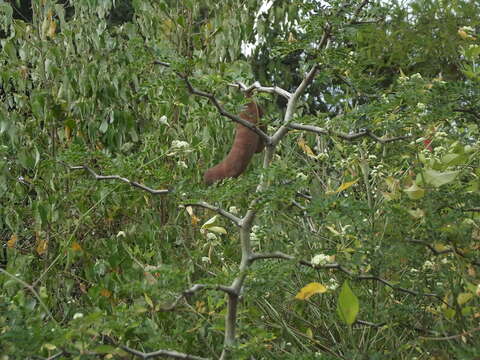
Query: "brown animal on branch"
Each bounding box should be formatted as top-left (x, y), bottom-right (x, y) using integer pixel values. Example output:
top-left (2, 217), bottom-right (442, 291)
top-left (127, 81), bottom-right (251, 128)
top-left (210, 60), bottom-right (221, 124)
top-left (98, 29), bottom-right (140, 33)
top-left (204, 102), bottom-right (265, 185)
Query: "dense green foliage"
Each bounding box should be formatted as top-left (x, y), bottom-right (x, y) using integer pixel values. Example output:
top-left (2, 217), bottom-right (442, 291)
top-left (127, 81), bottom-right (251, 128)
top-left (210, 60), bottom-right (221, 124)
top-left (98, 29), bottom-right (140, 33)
top-left (1, 0), bottom-right (480, 359)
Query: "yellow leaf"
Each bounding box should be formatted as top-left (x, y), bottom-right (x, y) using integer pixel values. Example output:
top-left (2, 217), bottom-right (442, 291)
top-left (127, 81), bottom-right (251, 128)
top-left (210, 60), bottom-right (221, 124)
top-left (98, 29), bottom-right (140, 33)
top-left (305, 328), bottom-right (314, 339)
top-left (433, 243), bottom-right (448, 252)
top-left (185, 206), bottom-right (200, 226)
top-left (65, 125), bottom-right (72, 141)
top-left (297, 138), bottom-right (316, 158)
top-left (458, 29), bottom-right (468, 39)
top-left (295, 282), bottom-right (327, 300)
top-left (36, 232), bottom-right (48, 255)
top-left (47, 19), bottom-right (56, 38)
top-left (100, 289), bottom-right (111, 298)
top-left (191, 215), bottom-right (200, 226)
top-left (7, 234), bottom-right (18, 248)
top-left (71, 242), bottom-right (82, 251)
top-left (335, 179), bottom-right (358, 193)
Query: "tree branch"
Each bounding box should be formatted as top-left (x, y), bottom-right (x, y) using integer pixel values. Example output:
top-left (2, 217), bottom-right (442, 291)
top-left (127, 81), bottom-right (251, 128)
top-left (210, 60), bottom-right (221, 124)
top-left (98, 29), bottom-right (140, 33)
top-left (408, 239), bottom-right (480, 267)
top-left (181, 77), bottom-right (270, 143)
top-left (230, 81), bottom-right (291, 100)
top-left (288, 123), bottom-right (410, 144)
top-left (162, 283), bottom-right (236, 311)
top-left (419, 326), bottom-right (480, 341)
top-left (0, 268), bottom-right (57, 323)
top-left (183, 202), bottom-right (242, 226)
top-left (453, 108), bottom-right (480, 122)
top-left (68, 165), bottom-right (170, 194)
top-left (249, 252), bottom-right (444, 302)
top-left (118, 344), bottom-right (210, 360)
top-left (153, 61), bottom-right (270, 143)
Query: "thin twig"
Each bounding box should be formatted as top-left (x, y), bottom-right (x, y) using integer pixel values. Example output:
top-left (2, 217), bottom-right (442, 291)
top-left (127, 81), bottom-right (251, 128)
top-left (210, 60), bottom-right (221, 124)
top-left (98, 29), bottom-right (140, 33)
top-left (69, 165), bottom-right (170, 195)
top-left (183, 202), bottom-right (242, 226)
top-left (409, 239), bottom-right (480, 267)
top-left (162, 283), bottom-right (236, 311)
top-left (119, 344), bottom-right (210, 360)
top-left (355, 320), bottom-right (387, 328)
top-left (288, 123), bottom-right (410, 144)
top-left (408, 239), bottom-right (453, 255)
top-left (154, 61), bottom-right (270, 143)
top-left (0, 268), bottom-right (57, 323)
top-left (453, 108), bottom-right (480, 121)
top-left (181, 77), bottom-right (270, 143)
top-left (248, 252), bottom-right (444, 302)
top-left (420, 326), bottom-right (480, 341)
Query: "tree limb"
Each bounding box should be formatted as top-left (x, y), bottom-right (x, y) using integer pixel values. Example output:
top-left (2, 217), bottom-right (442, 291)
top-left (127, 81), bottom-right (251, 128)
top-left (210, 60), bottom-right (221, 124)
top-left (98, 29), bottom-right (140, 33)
top-left (230, 81), bottom-right (291, 100)
top-left (288, 123), bottom-right (410, 144)
top-left (183, 202), bottom-right (242, 226)
top-left (118, 345), bottom-right (210, 360)
top-left (154, 61), bottom-right (270, 143)
top-left (248, 251), bottom-right (444, 302)
top-left (419, 326), bottom-right (480, 341)
top-left (161, 283), bottom-right (236, 311)
top-left (68, 165), bottom-right (170, 194)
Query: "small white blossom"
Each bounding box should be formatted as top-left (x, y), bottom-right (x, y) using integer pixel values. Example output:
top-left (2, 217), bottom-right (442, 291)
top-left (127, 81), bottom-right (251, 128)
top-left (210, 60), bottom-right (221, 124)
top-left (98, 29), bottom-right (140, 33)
top-left (201, 256), bottom-right (211, 263)
top-left (171, 140), bottom-right (190, 149)
top-left (296, 172), bottom-right (308, 181)
top-left (423, 260), bottom-right (434, 270)
top-left (73, 313), bottom-right (84, 320)
top-left (206, 232), bottom-right (217, 241)
top-left (461, 26), bottom-right (475, 33)
top-left (229, 206), bottom-right (239, 215)
top-left (411, 73), bottom-right (423, 80)
top-left (311, 254), bottom-right (330, 266)
top-left (327, 278), bottom-right (339, 290)
top-left (178, 160), bottom-right (188, 168)
top-left (416, 102), bottom-right (426, 110)
top-left (476, 284), bottom-right (480, 297)
top-left (116, 231), bottom-right (126, 238)
top-left (158, 115), bottom-right (169, 126)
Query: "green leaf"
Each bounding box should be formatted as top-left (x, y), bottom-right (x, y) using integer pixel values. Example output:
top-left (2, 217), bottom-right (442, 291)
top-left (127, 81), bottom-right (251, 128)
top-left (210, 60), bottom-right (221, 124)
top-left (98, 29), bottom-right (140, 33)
top-left (337, 281), bottom-right (359, 325)
top-left (423, 169), bottom-right (459, 188)
top-left (441, 153), bottom-right (466, 166)
top-left (403, 183), bottom-right (425, 199)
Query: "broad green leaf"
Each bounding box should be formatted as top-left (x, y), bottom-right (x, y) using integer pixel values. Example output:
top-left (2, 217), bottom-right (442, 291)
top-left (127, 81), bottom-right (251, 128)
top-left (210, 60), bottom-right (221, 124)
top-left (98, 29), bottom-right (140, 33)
top-left (337, 281), bottom-right (359, 325)
top-left (423, 169), bottom-right (459, 188)
top-left (295, 282), bottom-right (327, 300)
top-left (408, 208), bottom-right (425, 218)
top-left (207, 226), bottom-right (227, 235)
top-left (202, 215), bottom-right (218, 228)
top-left (403, 183), bottom-right (425, 199)
top-left (457, 292), bottom-right (473, 305)
top-left (441, 153), bottom-right (466, 166)
top-left (144, 293), bottom-right (154, 308)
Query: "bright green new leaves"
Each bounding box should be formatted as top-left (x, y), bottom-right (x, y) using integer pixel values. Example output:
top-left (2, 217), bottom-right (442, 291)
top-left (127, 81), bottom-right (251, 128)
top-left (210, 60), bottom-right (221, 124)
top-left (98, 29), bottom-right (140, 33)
top-left (403, 182), bottom-right (425, 200)
top-left (337, 281), bottom-right (359, 325)
top-left (423, 169), bottom-right (459, 188)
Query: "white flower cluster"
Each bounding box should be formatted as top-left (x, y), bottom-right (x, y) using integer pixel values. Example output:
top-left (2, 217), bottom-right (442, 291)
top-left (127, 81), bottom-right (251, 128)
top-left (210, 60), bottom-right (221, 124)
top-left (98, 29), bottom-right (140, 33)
top-left (311, 253), bottom-right (333, 266)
